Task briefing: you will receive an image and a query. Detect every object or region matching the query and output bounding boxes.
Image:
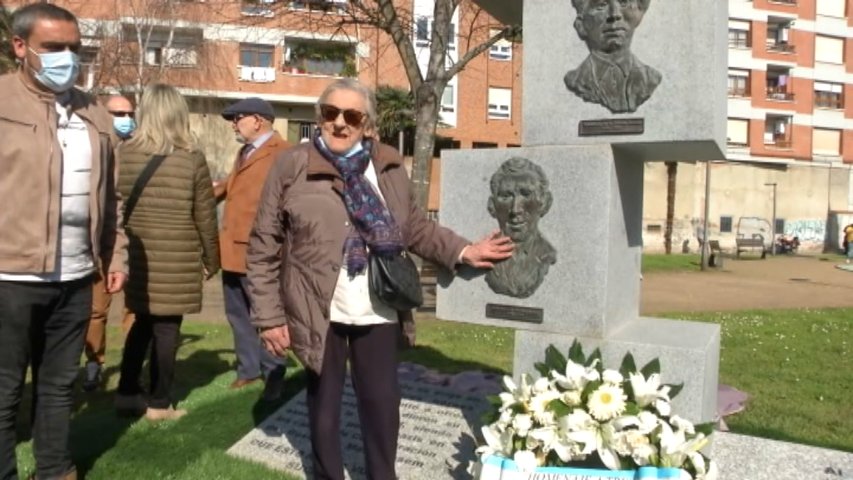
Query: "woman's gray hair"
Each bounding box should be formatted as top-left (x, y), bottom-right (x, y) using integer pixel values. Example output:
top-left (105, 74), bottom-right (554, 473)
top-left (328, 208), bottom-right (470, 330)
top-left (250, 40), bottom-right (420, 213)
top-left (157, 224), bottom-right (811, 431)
top-left (124, 83), bottom-right (198, 155)
top-left (315, 78), bottom-right (377, 134)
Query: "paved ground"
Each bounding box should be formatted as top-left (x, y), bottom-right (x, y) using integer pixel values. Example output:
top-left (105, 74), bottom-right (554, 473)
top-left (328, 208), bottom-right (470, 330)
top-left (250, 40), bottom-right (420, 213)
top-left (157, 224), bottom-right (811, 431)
top-left (639, 254), bottom-right (853, 315)
top-left (108, 254), bottom-right (853, 325)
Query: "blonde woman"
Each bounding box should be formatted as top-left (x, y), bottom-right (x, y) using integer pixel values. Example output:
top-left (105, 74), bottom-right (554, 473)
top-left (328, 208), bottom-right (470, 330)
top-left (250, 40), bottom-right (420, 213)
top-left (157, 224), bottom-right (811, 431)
top-left (114, 83), bottom-right (220, 421)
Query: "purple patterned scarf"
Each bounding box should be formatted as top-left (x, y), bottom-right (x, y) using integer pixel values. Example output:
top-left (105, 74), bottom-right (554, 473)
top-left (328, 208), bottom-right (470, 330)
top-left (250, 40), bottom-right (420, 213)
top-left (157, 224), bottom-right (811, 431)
top-left (313, 131), bottom-right (403, 276)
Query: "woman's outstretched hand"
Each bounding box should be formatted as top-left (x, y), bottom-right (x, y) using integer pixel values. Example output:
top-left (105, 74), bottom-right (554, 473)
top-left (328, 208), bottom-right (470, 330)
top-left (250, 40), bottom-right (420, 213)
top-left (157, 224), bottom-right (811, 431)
top-left (460, 230), bottom-right (514, 269)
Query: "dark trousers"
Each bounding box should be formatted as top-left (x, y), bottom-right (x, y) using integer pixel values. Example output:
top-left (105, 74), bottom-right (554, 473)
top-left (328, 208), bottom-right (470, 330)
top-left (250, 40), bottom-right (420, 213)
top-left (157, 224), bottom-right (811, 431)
top-left (306, 322), bottom-right (400, 480)
top-left (117, 314), bottom-right (182, 409)
top-left (0, 277), bottom-right (92, 480)
top-left (222, 271), bottom-right (284, 381)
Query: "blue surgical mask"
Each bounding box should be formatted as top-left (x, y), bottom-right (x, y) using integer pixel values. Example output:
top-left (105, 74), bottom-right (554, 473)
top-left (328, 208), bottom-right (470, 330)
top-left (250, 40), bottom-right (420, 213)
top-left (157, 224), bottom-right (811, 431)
top-left (113, 116), bottom-right (136, 139)
top-left (28, 48), bottom-right (80, 93)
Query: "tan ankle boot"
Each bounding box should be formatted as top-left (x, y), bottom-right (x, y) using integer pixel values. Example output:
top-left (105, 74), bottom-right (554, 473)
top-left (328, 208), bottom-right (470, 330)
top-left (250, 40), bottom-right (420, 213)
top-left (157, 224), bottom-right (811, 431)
top-left (145, 406), bottom-right (187, 421)
top-left (28, 467), bottom-right (77, 480)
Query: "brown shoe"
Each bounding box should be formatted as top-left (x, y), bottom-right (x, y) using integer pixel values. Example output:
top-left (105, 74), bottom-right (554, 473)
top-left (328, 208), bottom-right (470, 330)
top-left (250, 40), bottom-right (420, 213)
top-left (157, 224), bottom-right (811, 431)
top-left (28, 467), bottom-right (78, 479)
top-left (229, 377), bottom-right (261, 389)
top-left (145, 406), bottom-right (187, 421)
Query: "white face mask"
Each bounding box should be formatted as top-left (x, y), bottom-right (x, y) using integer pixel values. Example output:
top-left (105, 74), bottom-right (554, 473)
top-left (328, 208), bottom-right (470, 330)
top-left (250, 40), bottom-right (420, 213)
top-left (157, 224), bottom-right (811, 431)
top-left (28, 47), bottom-right (80, 93)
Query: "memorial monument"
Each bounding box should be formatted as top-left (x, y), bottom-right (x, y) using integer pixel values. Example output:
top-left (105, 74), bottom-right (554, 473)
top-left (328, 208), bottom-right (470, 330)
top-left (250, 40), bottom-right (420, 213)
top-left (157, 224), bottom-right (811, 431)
top-left (438, 0), bottom-right (727, 425)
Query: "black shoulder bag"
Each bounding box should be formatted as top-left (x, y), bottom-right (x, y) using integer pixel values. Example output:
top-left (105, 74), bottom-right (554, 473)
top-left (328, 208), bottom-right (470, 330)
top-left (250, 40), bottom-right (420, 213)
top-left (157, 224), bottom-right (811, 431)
top-left (122, 154), bottom-right (167, 227)
top-left (368, 250), bottom-right (423, 311)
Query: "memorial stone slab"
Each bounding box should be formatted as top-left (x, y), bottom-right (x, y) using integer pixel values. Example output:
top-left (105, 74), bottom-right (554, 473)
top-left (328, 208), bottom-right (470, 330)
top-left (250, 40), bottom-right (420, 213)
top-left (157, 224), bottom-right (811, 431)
top-left (437, 145), bottom-right (642, 338)
top-left (228, 379), bottom-right (489, 479)
top-left (521, 0), bottom-right (728, 162)
top-left (514, 317), bottom-right (721, 424)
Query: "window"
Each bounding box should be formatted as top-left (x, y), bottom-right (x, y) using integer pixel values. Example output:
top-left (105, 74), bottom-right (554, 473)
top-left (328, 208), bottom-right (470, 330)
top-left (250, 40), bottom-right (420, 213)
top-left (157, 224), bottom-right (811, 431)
top-left (76, 47), bottom-right (99, 90)
top-left (125, 25), bottom-right (201, 68)
top-left (815, 82), bottom-right (844, 109)
top-left (241, 0), bottom-right (279, 17)
top-left (812, 128), bottom-right (841, 156)
top-left (240, 43), bottom-right (275, 68)
top-left (764, 114), bottom-right (792, 148)
top-left (472, 142), bottom-right (498, 149)
top-left (646, 224), bottom-right (662, 233)
top-left (766, 66), bottom-right (793, 101)
top-left (720, 216), bottom-right (733, 233)
top-left (441, 84), bottom-right (455, 113)
top-left (728, 20), bottom-right (750, 48)
top-left (727, 69), bottom-right (750, 96)
top-left (727, 118), bottom-right (749, 146)
top-left (816, 0), bottom-right (846, 17)
top-left (415, 16), bottom-right (429, 47)
top-left (766, 17), bottom-right (795, 53)
top-left (815, 35), bottom-right (844, 64)
top-left (287, 121), bottom-right (314, 144)
top-left (290, 0), bottom-right (347, 13)
top-left (775, 219), bottom-right (786, 235)
top-left (487, 87), bottom-right (511, 119)
top-left (489, 28), bottom-right (512, 60)
top-left (414, 17), bottom-right (456, 50)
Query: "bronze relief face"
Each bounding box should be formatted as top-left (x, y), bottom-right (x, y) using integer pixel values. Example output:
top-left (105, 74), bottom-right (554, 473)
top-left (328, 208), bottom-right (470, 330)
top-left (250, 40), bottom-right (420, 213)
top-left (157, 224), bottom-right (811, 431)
top-left (486, 158), bottom-right (557, 299)
top-left (564, 0), bottom-right (661, 113)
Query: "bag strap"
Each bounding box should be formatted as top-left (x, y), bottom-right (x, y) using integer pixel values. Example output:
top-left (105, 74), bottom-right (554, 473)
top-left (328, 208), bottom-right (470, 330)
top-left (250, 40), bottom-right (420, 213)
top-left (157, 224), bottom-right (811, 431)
top-left (123, 154), bottom-right (167, 227)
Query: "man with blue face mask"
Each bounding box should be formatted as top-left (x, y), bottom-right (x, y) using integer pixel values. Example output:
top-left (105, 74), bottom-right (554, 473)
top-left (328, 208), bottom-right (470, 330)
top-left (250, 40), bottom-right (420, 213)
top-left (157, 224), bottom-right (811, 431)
top-left (0, 4), bottom-right (128, 480)
top-left (106, 95), bottom-right (136, 140)
top-left (80, 96), bottom-right (137, 393)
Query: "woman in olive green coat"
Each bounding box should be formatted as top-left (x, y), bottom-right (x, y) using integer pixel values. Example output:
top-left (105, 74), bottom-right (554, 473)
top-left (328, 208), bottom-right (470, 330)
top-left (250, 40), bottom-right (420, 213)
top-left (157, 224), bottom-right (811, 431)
top-left (115, 84), bottom-right (220, 421)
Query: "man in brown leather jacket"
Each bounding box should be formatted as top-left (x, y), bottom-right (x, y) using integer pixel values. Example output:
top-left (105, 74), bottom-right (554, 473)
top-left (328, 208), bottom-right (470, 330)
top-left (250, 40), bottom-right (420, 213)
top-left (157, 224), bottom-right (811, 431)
top-left (214, 98), bottom-right (290, 401)
top-left (0, 4), bottom-right (127, 480)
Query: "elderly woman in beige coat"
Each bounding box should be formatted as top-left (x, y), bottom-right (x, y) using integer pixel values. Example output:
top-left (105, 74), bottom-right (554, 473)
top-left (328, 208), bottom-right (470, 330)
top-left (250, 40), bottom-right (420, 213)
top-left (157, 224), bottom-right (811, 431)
top-left (247, 78), bottom-right (513, 480)
top-left (115, 84), bottom-right (220, 421)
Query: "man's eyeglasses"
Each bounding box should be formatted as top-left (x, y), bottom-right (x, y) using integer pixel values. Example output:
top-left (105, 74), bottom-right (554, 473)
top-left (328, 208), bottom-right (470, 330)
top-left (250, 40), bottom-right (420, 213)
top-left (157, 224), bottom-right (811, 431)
top-left (231, 113), bottom-right (257, 123)
top-left (319, 104), bottom-right (365, 127)
top-left (109, 111), bottom-right (134, 119)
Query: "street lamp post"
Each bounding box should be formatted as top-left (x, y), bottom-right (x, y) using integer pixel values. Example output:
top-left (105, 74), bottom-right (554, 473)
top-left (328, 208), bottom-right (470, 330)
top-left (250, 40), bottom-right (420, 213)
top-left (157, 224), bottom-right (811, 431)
top-left (765, 182), bottom-right (777, 255)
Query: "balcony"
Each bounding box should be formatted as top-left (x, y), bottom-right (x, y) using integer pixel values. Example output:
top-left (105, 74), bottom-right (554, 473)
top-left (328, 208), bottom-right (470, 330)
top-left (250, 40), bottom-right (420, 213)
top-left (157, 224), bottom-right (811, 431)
top-left (766, 86), bottom-right (794, 101)
top-left (283, 40), bottom-right (355, 77)
top-left (766, 42), bottom-right (795, 53)
top-left (238, 66), bottom-right (276, 83)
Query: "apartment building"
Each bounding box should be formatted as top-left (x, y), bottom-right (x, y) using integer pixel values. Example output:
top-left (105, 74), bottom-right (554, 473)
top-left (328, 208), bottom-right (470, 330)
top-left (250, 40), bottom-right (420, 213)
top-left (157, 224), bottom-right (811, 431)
top-left (4, 0), bottom-right (521, 171)
top-left (641, 0), bottom-right (853, 252)
top-left (725, 0), bottom-right (852, 163)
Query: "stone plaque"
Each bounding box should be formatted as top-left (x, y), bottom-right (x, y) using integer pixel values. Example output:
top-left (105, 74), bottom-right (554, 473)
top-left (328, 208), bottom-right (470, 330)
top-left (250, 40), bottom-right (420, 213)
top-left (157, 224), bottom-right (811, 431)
top-left (228, 379), bottom-right (489, 479)
top-left (578, 118), bottom-right (645, 137)
top-left (485, 303), bottom-right (544, 324)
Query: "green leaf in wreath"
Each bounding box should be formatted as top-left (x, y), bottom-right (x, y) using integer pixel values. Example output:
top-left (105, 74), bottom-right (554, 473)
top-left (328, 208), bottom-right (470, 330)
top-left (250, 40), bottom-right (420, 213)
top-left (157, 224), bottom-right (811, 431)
top-left (544, 344), bottom-right (568, 374)
top-left (640, 357), bottom-right (661, 377)
top-left (548, 398), bottom-right (572, 417)
top-left (568, 339), bottom-right (586, 364)
top-left (666, 382), bottom-right (684, 400)
top-left (533, 361), bottom-right (550, 378)
top-left (694, 421), bottom-right (717, 437)
top-left (619, 352), bottom-right (637, 377)
top-left (586, 347), bottom-right (603, 370)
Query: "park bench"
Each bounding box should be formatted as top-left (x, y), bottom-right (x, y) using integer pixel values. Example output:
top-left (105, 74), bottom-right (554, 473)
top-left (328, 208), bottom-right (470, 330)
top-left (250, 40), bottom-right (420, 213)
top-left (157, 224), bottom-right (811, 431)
top-left (735, 234), bottom-right (767, 259)
top-left (708, 240), bottom-right (724, 267)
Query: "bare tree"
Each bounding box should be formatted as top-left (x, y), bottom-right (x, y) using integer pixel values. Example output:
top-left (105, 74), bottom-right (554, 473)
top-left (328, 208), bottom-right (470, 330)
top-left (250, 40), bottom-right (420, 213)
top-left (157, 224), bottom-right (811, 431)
top-left (0, 2), bottom-right (16, 74)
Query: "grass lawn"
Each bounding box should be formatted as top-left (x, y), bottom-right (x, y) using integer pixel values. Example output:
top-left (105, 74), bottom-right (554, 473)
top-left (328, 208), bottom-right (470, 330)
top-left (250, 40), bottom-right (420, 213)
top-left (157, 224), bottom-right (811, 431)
top-left (641, 253), bottom-right (702, 273)
top-left (11, 308), bottom-right (852, 478)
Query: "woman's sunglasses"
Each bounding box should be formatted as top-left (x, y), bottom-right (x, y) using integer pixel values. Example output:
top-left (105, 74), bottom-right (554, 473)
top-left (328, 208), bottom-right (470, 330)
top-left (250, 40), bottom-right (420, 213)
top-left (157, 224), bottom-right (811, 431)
top-left (319, 104), bottom-right (365, 127)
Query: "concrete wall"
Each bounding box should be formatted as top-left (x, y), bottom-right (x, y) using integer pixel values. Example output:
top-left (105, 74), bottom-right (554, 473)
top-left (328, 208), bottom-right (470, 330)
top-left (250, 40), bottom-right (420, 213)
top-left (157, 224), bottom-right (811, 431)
top-left (641, 161), bottom-right (853, 253)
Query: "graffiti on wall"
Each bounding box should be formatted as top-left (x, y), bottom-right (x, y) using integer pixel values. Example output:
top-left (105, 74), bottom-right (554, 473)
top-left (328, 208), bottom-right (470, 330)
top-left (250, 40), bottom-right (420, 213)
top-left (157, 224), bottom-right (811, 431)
top-left (784, 219), bottom-right (826, 244)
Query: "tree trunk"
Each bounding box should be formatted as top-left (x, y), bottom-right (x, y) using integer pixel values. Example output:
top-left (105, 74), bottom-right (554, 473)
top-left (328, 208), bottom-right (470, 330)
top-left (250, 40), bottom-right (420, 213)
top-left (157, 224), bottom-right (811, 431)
top-left (410, 83), bottom-right (441, 211)
top-left (664, 161), bottom-right (678, 254)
